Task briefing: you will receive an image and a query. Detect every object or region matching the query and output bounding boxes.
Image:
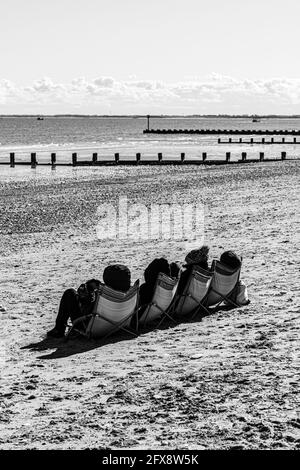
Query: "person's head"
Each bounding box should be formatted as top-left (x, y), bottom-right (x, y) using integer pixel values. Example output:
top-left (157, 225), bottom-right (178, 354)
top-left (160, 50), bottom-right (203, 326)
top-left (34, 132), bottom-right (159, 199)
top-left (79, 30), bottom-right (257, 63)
top-left (144, 258), bottom-right (170, 286)
top-left (220, 251), bottom-right (241, 269)
top-left (103, 264), bottom-right (131, 293)
top-left (85, 279), bottom-right (101, 292)
top-left (184, 246), bottom-right (210, 270)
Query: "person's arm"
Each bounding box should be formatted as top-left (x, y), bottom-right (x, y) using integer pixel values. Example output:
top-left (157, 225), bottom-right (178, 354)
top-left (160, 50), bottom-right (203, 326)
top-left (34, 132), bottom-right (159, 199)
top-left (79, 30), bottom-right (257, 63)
top-left (170, 261), bottom-right (182, 279)
top-left (176, 269), bottom-right (188, 295)
top-left (138, 284), bottom-right (147, 306)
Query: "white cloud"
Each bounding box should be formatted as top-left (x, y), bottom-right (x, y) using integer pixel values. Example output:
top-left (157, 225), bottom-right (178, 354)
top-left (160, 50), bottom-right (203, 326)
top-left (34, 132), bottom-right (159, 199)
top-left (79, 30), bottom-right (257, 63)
top-left (0, 75), bottom-right (300, 113)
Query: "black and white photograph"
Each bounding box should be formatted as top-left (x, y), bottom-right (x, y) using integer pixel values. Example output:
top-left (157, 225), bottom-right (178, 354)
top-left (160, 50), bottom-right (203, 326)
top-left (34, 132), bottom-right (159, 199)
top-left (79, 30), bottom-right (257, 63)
top-left (0, 0), bottom-right (299, 456)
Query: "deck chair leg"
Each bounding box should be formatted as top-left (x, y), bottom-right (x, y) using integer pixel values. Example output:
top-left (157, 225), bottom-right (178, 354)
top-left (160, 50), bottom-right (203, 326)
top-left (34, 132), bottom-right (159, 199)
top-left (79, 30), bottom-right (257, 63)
top-left (189, 304), bottom-right (211, 321)
top-left (64, 314), bottom-right (93, 341)
top-left (65, 323), bottom-right (77, 341)
top-left (208, 290), bottom-right (241, 314)
top-left (157, 294), bottom-right (184, 328)
top-left (65, 325), bottom-right (88, 342)
top-left (156, 303), bottom-right (179, 328)
top-left (100, 324), bottom-right (138, 343)
top-left (64, 326), bottom-right (73, 342)
top-left (157, 312), bottom-right (178, 328)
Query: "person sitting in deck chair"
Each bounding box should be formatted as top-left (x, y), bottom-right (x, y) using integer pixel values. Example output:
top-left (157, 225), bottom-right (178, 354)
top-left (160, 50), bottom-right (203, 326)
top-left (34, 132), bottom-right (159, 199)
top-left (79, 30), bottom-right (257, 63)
top-left (138, 258), bottom-right (171, 312)
top-left (47, 264), bottom-right (131, 338)
top-left (219, 250), bottom-right (242, 270)
top-left (135, 257), bottom-right (180, 319)
top-left (218, 250), bottom-right (249, 306)
top-left (176, 246), bottom-right (210, 296)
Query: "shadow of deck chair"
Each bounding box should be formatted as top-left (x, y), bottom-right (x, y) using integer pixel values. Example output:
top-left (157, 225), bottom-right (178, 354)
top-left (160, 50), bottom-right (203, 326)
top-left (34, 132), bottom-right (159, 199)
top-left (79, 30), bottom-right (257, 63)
top-left (66, 280), bottom-right (139, 341)
top-left (206, 260), bottom-right (241, 311)
top-left (138, 273), bottom-right (178, 330)
top-left (171, 266), bottom-right (213, 321)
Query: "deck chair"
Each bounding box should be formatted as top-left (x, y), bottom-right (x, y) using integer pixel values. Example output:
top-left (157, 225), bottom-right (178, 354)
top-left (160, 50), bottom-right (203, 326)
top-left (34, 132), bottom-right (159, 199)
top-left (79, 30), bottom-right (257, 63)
top-left (173, 266), bottom-right (213, 319)
top-left (66, 280), bottom-right (139, 340)
top-left (138, 273), bottom-right (178, 329)
top-left (206, 260), bottom-right (241, 310)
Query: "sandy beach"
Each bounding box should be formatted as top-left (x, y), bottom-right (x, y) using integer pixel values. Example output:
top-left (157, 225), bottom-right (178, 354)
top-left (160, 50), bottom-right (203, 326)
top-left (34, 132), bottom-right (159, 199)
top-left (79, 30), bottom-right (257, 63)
top-left (0, 160), bottom-right (299, 449)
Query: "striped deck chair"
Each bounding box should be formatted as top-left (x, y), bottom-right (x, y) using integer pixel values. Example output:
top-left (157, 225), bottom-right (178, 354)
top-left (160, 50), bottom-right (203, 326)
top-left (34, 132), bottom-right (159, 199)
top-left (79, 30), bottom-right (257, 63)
top-left (66, 280), bottom-right (139, 340)
top-left (138, 273), bottom-right (178, 329)
top-left (206, 260), bottom-right (241, 310)
top-left (173, 266), bottom-right (213, 319)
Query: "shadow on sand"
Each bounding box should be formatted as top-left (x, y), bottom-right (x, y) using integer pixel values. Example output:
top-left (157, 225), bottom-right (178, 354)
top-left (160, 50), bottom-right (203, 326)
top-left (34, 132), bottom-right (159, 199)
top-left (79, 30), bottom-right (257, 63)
top-left (21, 303), bottom-right (239, 361)
top-left (21, 314), bottom-right (211, 360)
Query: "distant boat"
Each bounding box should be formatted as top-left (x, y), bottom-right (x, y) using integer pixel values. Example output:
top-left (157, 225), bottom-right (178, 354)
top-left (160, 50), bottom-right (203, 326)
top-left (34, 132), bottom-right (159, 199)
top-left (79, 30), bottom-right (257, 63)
top-left (37, 116), bottom-right (44, 121)
top-left (252, 118), bottom-right (260, 122)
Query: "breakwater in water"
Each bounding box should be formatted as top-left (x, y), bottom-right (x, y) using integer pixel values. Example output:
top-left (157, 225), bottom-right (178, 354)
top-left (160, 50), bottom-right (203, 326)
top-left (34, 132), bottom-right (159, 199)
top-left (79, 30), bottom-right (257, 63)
top-left (0, 150), bottom-right (295, 167)
top-left (143, 128), bottom-right (300, 135)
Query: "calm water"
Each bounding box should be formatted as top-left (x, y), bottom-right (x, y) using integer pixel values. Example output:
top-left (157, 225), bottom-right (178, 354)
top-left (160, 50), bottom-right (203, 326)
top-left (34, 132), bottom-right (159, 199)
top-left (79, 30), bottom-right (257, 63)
top-left (0, 116), bottom-right (299, 163)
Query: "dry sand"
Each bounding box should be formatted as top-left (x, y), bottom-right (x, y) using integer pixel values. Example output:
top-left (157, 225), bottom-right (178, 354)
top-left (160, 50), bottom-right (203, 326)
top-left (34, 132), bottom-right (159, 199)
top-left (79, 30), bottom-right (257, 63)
top-left (0, 161), bottom-right (299, 449)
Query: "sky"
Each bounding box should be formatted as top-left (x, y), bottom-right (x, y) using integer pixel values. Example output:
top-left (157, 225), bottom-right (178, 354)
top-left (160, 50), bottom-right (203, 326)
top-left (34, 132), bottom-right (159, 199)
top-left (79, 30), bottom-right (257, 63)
top-left (0, 0), bottom-right (299, 114)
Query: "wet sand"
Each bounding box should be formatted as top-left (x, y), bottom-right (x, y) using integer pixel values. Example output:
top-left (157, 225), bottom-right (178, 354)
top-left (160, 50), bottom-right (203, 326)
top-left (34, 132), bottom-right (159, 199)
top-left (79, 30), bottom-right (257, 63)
top-left (0, 161), bottom-right (299, 449)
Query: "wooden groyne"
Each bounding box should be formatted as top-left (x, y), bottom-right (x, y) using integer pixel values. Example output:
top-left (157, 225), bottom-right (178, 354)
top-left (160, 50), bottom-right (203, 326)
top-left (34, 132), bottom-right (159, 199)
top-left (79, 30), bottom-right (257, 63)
top-left (143, 129), bottom-right (300, 135)
top-left (0, 151), bottom-right (297, 168)
top-left (218, 137), bottom-right (300, 144)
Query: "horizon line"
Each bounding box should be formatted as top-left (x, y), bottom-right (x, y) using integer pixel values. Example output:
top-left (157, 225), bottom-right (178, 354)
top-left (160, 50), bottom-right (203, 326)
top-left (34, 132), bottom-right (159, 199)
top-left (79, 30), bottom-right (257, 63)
top-left (1, 114), bottom-right (300, 118)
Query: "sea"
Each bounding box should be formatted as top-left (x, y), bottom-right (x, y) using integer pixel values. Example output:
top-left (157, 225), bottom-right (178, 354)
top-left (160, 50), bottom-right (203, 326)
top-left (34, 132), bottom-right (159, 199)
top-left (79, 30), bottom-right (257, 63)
top-left (0, 116), bottom-right (299, 164)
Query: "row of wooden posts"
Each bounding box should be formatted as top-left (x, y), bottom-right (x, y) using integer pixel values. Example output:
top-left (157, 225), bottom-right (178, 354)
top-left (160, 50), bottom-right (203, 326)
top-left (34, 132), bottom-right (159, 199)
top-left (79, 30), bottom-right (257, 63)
top-left (4, 151), bottom-right (289, 168)
top-left (144, 129), bottom-right (300, 135)
top-left (218, 137), bottom-right (299, 144)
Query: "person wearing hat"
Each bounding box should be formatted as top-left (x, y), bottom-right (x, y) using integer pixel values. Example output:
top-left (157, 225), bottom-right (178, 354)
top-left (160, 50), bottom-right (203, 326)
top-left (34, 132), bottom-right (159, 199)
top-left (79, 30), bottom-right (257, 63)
top-left (47, 264), bottom-right (131, 338)
top-left (219, 250), bottom-right (242, 270)
top-left (176, 246), bottom-right (210, 296)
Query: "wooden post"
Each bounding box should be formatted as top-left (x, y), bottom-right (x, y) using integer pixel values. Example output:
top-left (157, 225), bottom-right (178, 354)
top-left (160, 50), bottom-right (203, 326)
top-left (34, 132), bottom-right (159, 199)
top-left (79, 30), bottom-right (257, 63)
top-left (262, 137), bottom-right (265, 144)
top-left (250, 138), bottom-right (253, 144)
top-left (281, 151), bottom-right (286, 160)
top-left (226, 152), bottom-right (230, 162)
top-left (282, 137), bottom-right (285, 143)
top-left (114, 153), bottom-right (119, 163)
top-left (294, 137), bottom-right (296, 143)
top-left (51, 153), bottom-right (56, 166)
top-left (136, 152), bottom-right (141, 163)
top-left (147, 115), bottom-right (150, 131)
top-left (158, 152), bottom-right (162, 162)
top-left (271, 137), bottom-right (274, 143)
top-left (202, 152), bottom-right (207, 162)
top-left (241, 152), bottom-right (247, 162)
top-left (239, 138), bottom-right (242, 143)
top-left (229, 138), bottom-right (232, 143)
top-left (218, 138), bottom-right (221, 143)
top-left (10, 152), bottom-right (15, 167)
top-left (72, 153), bottom-right (77, 166)
top-left (181, 152), bottom-right (185, 163)
top-left (31, 152), bottom-right (37, 168)
top-left (92, 153), bottom-right (98, 164)
top-left (259, 152), bottom-right (264, 161)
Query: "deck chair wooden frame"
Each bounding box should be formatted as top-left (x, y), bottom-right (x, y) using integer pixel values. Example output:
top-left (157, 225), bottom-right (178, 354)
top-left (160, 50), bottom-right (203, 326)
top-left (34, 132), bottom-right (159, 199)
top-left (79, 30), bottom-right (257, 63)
top-left (205, 259), bottom-right (241, 312)
top-left (138, 273), bottom-right (178, 330)
top-left (66, 280), bottom-right (139, 341)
